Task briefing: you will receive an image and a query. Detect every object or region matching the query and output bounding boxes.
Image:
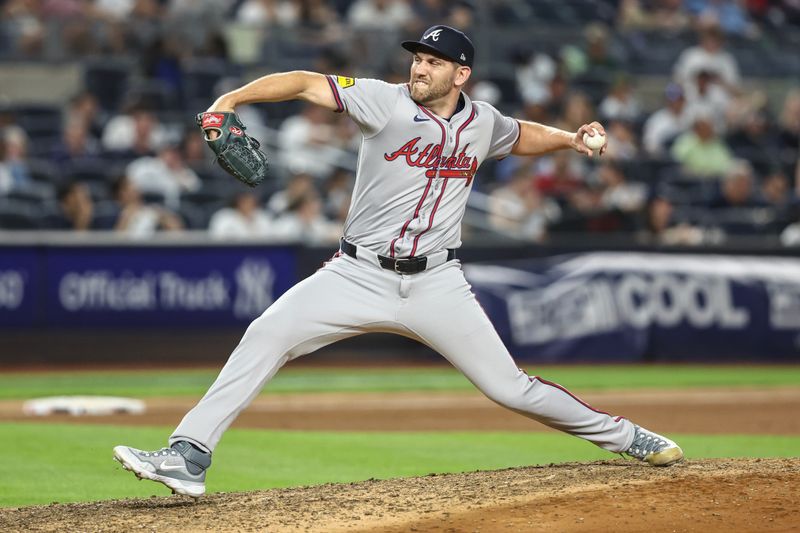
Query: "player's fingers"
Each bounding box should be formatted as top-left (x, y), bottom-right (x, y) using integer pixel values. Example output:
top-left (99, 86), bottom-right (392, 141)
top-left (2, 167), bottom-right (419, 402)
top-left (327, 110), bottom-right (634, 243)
top-left (590, 121), bottom-right (606, 136)
top-left (572, 135), bottom-right (589, 155)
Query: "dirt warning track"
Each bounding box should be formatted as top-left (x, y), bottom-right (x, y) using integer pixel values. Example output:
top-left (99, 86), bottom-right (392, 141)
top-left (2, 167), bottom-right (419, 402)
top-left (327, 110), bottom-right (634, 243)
top-left (2, 387), bottom-right (799, 435)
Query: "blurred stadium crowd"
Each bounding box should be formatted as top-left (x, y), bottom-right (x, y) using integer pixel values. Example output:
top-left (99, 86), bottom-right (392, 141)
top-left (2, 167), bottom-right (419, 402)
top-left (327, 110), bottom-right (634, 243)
top-left (1, 0), bottom-right (800, 246)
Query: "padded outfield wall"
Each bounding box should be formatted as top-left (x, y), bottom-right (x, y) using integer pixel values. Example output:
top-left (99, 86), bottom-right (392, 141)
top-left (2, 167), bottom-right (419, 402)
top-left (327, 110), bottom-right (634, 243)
top-left (1, 233), bottom-right (799, 364)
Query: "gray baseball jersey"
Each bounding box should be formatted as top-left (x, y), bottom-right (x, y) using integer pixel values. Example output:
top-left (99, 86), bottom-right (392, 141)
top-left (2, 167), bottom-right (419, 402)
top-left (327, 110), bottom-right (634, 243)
top-left (326, 75), bottom-right (518, 258)
top-left (169, 75), bottom-right (635, 458)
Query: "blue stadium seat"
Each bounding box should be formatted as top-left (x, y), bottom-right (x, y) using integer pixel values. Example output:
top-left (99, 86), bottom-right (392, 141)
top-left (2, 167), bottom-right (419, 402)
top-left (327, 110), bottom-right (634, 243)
top-left (126, 79), bottom-right (179, 112)
top-left (178, 203), bottom-right (210, 230)
top-left (83, 180), bottom-right (111, 202)
top-left (0, 200), bottom-right (41, 229)
top-left (27, 136), bottom-right (62, 158)
top-left (92, 201), bottom-right (120, 230)
top-left (11, 104), bottom-right (62, 141)
top-left (84, 59), bottom-right (133, 112)
top-left (180, 188), bottom-right (228, 208)
top-left (712, 207), bottom-right (780, 235)
top-left (624, 32), bottom-right (690, 75)
top-left (486, 75), bottom-right (521, 107)
top-left (141, 191), bottom-right (167, 205)
top-left (26, 158), bottom-right (62, 185)
top-left (4, 182), bottom-right (56, 206)
top-left (63, 160), bottom-right (115, 183)
top-left (183, 58), bottom-right (231, 112)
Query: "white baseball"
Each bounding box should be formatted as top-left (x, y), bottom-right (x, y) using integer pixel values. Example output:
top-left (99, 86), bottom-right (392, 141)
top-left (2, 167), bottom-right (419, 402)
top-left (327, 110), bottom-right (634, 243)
top-left (582, 128), bottom-right (606, 151)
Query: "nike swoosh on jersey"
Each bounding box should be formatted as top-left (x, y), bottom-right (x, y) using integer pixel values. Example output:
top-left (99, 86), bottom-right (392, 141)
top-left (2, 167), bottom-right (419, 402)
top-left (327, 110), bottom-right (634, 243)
top-left (413, 115), bottom-right (429, 122)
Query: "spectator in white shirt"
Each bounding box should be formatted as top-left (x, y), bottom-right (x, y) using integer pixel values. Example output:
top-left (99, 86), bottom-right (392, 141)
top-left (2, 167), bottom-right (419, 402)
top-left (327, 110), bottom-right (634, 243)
top-left (126, 144), bottom-right (200, 209)
top-left (209, 192), bottom-right (275, 239)
top-left (0, 137), bottom-right (12, 195)
top-left (488, 166), bottom-right (560, 241)
top-left (643, 83), bottom-right (691, 156)
top-left (101, 104), bottom-right (169, 156)
top-left (267, 172), bottom-right (315, 215)
top-left (598, 162), bottom-right (647, 213)
top-left (236, 0), bottom-right (299, 26)
top-left (278, 104), bottom-right (339, 178)
top-left (272, 191), bottom-right (341, 243)
top-left (673, 22), bottom-right (740, 97)
top-left (112, 175), bottom-right (184, 238)
top-left (683, 69), bottom-right (732, 134)
top-left (347, 0), bottom-right (414, 31)
top-left (599, 76), bottom-right (641, 123)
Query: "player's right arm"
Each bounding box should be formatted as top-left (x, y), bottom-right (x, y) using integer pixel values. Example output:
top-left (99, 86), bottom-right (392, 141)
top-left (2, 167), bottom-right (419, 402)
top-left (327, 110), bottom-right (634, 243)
top-left (207, 71), bottom-right (338, 113)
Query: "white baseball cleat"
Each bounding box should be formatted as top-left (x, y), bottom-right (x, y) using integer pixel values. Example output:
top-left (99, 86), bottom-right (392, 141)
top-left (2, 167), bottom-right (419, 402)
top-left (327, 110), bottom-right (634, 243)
top-left (113, 441), bottom-right (211, 498)
top-left (624, 426), bottom-right (684, 466)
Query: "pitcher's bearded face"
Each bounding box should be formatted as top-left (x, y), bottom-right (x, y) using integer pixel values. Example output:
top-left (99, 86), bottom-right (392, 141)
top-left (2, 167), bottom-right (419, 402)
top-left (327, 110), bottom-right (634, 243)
top-left (409, 53), bottom-right (458, 104)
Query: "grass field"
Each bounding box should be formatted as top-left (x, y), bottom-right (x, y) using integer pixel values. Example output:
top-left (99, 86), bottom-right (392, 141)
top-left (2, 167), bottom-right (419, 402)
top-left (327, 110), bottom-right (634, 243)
top-left (1, 364), bottom-right (799, 399)
top-left (1, 364), bottom-right (798, 508)
top-left (1, 424), bottom-right (799, 507)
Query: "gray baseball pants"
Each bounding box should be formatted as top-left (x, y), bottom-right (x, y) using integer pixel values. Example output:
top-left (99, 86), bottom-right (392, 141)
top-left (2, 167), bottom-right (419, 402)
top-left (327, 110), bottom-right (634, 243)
top-left (170, 252), bottom-right (635, 454)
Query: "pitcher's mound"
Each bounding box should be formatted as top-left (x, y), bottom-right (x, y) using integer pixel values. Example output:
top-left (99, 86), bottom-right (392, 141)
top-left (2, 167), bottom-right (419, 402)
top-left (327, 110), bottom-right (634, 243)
top-left (2, 458), bottom-right (797, 532)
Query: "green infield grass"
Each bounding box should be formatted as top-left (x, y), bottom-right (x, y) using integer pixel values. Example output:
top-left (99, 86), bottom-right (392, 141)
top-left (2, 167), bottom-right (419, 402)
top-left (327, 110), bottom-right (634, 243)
top-left (0, 423), bottom-right (798, 507)
top-left (0, 365), bottom-right (798, 400)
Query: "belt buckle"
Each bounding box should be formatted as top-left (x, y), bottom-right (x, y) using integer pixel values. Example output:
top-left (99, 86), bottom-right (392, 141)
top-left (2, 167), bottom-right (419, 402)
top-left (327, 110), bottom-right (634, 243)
top-left (394, 257), bottom-right (426, 274)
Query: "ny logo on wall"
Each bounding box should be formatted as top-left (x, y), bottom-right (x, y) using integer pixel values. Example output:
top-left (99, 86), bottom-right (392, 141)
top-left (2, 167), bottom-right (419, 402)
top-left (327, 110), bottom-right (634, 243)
top-left (233, 260), bottom-right (275, 319)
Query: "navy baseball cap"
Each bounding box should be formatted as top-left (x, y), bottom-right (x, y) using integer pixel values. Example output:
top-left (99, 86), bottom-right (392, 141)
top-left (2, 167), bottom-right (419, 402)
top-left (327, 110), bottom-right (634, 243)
top-left (402, 25), bottom-right (474, 68)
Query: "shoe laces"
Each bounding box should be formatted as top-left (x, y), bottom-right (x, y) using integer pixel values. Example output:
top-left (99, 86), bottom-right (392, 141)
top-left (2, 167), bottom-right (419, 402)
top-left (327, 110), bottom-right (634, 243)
top-left (626, 427), bottom-right (669, 459)
top-left (141, 447), bottom-right (179, 458)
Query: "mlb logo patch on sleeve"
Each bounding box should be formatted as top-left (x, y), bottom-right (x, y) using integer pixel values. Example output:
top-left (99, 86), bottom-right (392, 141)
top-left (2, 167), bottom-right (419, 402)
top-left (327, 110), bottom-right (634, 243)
top-left (336, 76), bottom-right (355, 89)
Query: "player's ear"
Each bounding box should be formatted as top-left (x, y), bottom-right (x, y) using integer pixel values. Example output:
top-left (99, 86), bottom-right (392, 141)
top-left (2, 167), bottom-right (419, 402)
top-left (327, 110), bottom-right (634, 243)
top-left (454, 66), bottom-right (471, 88)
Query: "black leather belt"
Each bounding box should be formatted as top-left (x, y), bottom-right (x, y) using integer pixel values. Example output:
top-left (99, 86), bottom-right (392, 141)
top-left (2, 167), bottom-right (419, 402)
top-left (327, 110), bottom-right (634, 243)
top-left (340, 239), bottom-right (456, 274)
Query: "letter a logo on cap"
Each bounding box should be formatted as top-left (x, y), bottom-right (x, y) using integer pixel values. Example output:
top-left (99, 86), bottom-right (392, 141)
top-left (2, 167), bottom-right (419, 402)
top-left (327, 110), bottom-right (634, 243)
top-left (423, 29), bottom-right (443, 41)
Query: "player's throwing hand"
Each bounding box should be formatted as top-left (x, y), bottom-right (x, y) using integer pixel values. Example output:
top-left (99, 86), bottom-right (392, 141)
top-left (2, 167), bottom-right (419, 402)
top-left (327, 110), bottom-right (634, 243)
top-left (573, 121), bottom-right (608, 157)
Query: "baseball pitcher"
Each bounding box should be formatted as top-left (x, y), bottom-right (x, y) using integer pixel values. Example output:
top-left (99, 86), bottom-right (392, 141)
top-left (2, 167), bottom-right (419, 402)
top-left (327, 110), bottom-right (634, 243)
top-left (114, 25), bottom-right (683, 498)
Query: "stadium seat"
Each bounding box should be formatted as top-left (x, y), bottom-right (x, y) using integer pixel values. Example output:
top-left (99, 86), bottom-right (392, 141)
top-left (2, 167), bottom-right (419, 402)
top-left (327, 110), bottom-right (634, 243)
top-left (529, 0), bottom-right (580, 25)
top-left (183, 58), bottom-right (232, 112)
top-left (26, 158), bottom-right (62, 185)
top-left (63, 160), bottom-right (115, 184)
top-left (571, 73), bottom-right (611, 106)
top-left (713, 207), bottom-right (779, 235)
top-left (11, 104), bottom-right (62, 142)
top-left (126, 79), bottom-right (179, 112)
top-left (180, 188), bottom-right (227, 208)
top-left (624, 32), bottom-right (689, 75)
top-left (83, 59), bottom-right (133, 112)
top-left (92, 201), bottom-right (120, 230)
top-left (141, 191), bottom-right (167, 205)
top-left (4, 182), bottom-right (55, 206)
top-left (486, 75), bottom-right (521, 108)
top-left (659, 177), bottom-right (718, 206)
top-left (27, 136), bottom-right (62, 158)
top-left (178, 202), bottom-right (210, 230)
top-left (0, 201), bottom-right (40, 229)
top-left (83, 180), bottom-right (111, 202)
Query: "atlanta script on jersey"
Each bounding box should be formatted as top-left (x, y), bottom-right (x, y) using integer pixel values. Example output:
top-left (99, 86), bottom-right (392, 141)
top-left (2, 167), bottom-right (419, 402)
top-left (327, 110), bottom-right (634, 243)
top-left (325, 75), bottom-right (520, 258)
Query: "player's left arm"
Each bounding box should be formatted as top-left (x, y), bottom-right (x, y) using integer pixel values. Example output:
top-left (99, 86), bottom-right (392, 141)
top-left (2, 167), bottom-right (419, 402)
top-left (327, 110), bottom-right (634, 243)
top-left (511, 120), bottom-right (607, 157)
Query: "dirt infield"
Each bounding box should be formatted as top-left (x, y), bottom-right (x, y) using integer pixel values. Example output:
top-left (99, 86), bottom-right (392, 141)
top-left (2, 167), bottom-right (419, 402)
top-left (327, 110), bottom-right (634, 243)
top-left (1, 458), bottom-right (797, 532)
top-left (3, 387), bottom-right (800, 435)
